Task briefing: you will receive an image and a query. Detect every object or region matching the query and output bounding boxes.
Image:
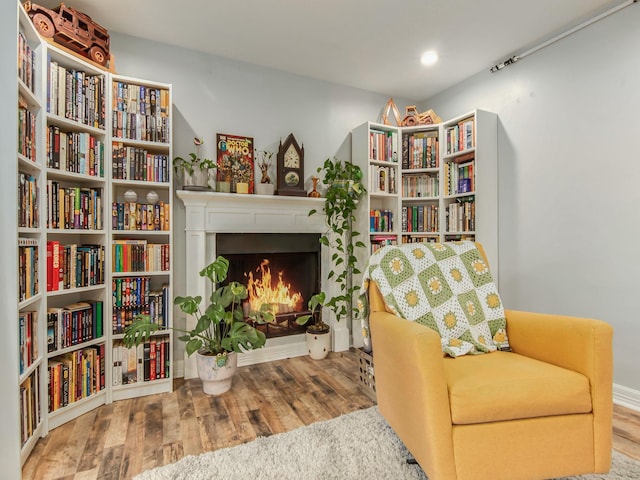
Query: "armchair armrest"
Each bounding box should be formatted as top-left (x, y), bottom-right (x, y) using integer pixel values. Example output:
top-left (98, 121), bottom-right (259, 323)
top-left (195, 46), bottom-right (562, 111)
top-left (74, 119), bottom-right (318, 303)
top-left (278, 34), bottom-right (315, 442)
top-left (370, 311), bottom-right (457, 480)
top-left (505, 309), bottom-right (613, 469)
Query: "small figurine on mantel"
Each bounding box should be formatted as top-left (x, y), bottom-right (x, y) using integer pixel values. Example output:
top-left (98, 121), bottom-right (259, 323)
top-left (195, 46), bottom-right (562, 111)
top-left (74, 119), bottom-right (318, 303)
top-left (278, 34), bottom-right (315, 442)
top-left (255, 149), bottom-right (275, 195)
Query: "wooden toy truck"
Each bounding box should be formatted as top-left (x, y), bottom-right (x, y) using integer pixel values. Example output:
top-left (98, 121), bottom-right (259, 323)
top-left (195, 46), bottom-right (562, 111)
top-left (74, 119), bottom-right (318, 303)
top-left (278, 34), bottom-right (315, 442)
top-left (23, 1), bottom-right (110, 67)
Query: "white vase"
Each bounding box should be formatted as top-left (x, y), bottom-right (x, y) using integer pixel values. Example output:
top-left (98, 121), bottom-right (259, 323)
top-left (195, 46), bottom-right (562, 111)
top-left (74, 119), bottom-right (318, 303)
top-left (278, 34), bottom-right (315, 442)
top-left (306, 331), bottom-right (331, 360)
top-left (196, 351), bottom-right (238, 395)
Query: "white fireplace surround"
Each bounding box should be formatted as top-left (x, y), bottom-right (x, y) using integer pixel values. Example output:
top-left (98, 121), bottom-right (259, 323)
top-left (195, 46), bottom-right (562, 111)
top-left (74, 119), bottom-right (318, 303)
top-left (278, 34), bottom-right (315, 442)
top-left (177, 190), bottom-right (348, 379)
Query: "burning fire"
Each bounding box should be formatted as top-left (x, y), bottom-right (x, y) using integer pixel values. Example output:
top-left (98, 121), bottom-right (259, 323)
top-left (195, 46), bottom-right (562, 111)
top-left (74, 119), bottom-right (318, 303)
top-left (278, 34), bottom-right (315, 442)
top-left (246, 259), bottom-right (303, 314)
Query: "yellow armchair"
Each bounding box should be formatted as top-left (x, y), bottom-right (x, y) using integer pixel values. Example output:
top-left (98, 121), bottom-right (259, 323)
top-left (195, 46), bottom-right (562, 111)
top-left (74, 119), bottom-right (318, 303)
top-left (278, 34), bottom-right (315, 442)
top-left (368, 251), bottom-right (613, 480)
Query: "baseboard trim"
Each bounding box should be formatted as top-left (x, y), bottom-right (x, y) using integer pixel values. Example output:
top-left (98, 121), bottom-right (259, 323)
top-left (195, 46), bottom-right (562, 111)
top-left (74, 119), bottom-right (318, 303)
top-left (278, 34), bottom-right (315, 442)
top-left (613, 383), bottom-right (640, 411)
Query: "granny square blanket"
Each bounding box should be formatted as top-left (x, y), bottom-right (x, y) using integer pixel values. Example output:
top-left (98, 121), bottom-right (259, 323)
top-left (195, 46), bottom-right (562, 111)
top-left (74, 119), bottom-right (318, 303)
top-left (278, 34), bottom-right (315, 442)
top-left (359, 241), bottom-right (510, 357)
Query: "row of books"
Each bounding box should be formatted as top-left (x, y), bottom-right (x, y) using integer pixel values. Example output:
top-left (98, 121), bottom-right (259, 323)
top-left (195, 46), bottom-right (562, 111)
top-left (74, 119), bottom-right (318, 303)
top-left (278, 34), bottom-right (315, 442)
top-left (112, 143), bottom-right (170, 182)
top-left (48, 344), bottom-right (106, 412)
top-left (112, 82), bottom-right (170, 143)
top-left (402, 173), bottom-right (439, 198)
top-left (20, 370), bottom-right (41, 446)
top-left (370, 209), bottom-right (394, 233)
top-left (401, 235), bottom-right (439, 244)
top-left (445, 117), bottom-right (475, 154)
top-left (443, 159), bottom-right (474, 196)
top-left (446, 198), bottom-right (475, 233)
top-left (113, 282), bottom-right (169, 334)
top-left (19, 173), bottom-right (39, 229)
top-left (402, 205), bottom-right (440, 233)
top-left (46, 125), bottom-right (105, 177)
top-left (18, 30), bottom-right (36, 92)
top-left (371, 234), bottom-right (397, 254)
top-left (369, 129), bottom-right (398, 162)
top-left (18, 99), bottom-right (37, 162)
top-left (46, 241), bottom-right (105, 291)
top-left (369, 164), bottom-right (397, 194)
top-left (47, 58), bottom-right (105, 129)
top-left (112, 338), bottom-right (170, 386)
top-left (46, 182), bottom-right (103, 230)
top-left (19, 310), bottom-right (38, 375)
top-left (402, 131), bottom-right (439, 170)
top-left (19, 238), bottom-right (39, 302)
top-left (47, 300), bottom-right (104, 353)
top-left (112, 201), bottom-right (170, 231)
top-left (112, 240), bottom-right (170, 273)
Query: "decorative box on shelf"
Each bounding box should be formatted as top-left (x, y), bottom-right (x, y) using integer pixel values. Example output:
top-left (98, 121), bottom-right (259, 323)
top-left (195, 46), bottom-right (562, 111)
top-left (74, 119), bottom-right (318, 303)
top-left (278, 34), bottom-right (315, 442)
top-left (356, 347), bottom-right (376, 402)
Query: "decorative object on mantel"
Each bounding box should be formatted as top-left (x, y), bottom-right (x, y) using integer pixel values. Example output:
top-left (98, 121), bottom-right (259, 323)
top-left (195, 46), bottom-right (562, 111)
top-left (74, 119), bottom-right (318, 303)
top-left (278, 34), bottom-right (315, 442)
top-left (309, 157), bottom-right (366, 327)
top-left (308, 176), bottom-right (322, 198)
top-left (276, 133), bottom-right (306, 197)
top-left (216, 133), bottom-right (255, 194)
top-left (255, 149), bottom-right (275, 195)
top-left (24, 1), bottom-right (113, 69)
top-left (173, 137), bottom-right (217, 191)
top-left (296, 292), bottom-right (331, 360)
top-left (123, 256), bottom-right (275, 395)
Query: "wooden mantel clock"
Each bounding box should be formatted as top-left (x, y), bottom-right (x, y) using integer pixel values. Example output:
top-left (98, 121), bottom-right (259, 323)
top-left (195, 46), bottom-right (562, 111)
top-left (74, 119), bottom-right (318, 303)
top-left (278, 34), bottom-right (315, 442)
top-left (276, 133), bottom-right (306, 196)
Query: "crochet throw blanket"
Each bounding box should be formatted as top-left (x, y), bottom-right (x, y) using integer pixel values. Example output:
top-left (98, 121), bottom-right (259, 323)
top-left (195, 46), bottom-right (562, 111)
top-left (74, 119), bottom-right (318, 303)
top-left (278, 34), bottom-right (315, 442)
top-left (359, 241), bottom-right (510, 357)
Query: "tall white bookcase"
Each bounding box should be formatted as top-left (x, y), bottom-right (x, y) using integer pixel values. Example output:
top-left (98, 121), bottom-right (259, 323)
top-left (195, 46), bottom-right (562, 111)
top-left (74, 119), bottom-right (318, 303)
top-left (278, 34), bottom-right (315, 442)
top-left (14, 0), bottom-right (173, 464)
top-left (352, 109), bottom-right (499, 280)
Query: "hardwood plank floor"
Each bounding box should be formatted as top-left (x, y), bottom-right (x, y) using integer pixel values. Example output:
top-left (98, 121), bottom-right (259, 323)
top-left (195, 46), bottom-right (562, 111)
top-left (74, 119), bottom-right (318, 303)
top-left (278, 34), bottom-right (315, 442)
top-left (22, 349), bottom-right (640, 479)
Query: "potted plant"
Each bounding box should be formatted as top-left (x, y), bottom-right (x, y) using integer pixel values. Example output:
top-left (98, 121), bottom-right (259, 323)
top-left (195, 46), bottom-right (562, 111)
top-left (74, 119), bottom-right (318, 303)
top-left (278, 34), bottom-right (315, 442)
top-left (295, 292), bottom-right (330, 360)
top-left (173, 137), bottom-right (217, 190)
top-left (123, 255), bottom-right (274, 395)
top-left (309, 158), bottom-right (366, 336)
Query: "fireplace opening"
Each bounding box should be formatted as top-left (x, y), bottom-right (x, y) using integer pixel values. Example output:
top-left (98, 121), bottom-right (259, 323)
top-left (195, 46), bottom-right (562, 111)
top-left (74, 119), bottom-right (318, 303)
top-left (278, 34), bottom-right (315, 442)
top-left (217, 233), bottom-right (321, 338)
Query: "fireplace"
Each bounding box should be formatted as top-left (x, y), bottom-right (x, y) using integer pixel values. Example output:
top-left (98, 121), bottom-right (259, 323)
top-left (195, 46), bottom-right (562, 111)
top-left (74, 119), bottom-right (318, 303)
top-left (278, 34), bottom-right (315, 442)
top-left (177, 190), bottom-right (349, 378)
top-left (217, 233), bottom-right (321, 337)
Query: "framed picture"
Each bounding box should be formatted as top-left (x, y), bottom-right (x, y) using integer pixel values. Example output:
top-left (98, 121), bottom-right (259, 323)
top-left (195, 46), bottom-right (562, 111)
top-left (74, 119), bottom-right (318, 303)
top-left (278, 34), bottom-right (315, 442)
top-left (216, 133), bottom-right (254, 193)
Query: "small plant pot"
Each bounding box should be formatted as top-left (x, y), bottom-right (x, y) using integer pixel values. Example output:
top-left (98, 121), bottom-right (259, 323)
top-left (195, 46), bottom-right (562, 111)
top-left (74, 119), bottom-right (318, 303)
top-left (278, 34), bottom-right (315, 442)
top-left (306, 330), bottom-right (331, 360)
top-left (182, 166), bottom-right (211, 190)
top-left (255, 183), bottom-right (275, 195)
top-left (196, 351), bottom-right (237, 395)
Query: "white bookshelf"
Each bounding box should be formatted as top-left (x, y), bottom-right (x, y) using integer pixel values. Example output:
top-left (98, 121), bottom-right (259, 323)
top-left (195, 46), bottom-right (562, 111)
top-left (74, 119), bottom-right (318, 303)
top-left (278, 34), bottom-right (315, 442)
top-left (352, 109), bottom-right (499, 281)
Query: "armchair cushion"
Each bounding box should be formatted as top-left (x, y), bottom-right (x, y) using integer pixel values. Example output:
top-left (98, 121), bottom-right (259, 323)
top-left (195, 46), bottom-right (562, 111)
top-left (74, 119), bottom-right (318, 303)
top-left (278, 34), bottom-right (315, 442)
top-left (444, 351), bottom-right (592, 424)
top-left (360, 241), bottom-right (509, 356)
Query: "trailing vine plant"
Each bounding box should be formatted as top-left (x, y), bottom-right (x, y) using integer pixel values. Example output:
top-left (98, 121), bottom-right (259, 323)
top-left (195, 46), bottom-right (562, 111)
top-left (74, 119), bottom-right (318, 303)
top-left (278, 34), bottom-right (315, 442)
top-left (309, 157), bottom-right (366, 325)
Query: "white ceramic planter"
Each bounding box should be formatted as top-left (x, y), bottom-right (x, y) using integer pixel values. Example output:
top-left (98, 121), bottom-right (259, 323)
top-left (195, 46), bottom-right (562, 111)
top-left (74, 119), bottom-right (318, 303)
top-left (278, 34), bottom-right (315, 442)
top-left (255, 183), bottom-right (275, 195)
top-left (196, 351), bottom-right (238, 395)
top-left (182, 166), bottom-right (211, 190)
top-left (306, 331), bottom-right (331, 360)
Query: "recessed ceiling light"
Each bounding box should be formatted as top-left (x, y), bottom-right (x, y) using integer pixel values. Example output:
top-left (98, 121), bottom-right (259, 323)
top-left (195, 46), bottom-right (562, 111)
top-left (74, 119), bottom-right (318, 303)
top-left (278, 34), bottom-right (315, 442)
top-left (420, 50), bottom-right (439, 66)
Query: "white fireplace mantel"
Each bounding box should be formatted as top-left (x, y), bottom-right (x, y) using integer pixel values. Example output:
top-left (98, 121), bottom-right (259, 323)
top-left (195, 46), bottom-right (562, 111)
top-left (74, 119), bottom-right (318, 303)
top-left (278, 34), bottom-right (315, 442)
top-left (177, 190), bottom-right (348, 379)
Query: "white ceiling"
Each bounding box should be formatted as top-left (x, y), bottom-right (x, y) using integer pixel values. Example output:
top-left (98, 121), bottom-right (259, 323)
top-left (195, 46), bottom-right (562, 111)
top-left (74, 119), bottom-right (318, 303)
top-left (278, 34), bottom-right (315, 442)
top-left (34, 0), bottom-right (629, 101)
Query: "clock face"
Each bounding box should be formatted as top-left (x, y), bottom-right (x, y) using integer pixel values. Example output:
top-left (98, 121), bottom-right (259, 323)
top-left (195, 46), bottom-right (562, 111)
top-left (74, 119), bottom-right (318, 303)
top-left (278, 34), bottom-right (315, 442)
top-left (284, 170), bottom-right (300, 186)
top-left (284, 145), bottom-right (300, 168)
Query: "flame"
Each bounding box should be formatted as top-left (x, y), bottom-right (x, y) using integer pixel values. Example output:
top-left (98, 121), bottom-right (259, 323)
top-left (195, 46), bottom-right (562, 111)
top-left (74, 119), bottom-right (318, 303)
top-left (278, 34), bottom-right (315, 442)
top-left (246, 259), bottom-right (303, 314)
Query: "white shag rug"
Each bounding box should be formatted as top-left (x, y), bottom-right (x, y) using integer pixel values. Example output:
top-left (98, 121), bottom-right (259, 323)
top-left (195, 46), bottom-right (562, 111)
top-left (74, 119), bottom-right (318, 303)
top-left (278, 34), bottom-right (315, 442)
top-left (135, 407), bottom-right (640, 480)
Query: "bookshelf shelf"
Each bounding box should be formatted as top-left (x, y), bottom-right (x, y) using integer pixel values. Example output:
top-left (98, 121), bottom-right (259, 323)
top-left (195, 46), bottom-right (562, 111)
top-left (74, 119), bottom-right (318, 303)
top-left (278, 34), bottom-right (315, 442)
top-left (12, 1), bottom-right (173, 464)
top-left (352, 110), bottom-right (498, 277)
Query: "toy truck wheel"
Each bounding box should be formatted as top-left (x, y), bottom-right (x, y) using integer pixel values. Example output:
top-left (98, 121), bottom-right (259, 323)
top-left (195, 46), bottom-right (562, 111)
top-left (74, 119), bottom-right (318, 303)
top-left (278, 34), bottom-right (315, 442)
top-left (89, 46), bottom-right (107, 66)
top-left (32, 13), bottom-right (54, 38)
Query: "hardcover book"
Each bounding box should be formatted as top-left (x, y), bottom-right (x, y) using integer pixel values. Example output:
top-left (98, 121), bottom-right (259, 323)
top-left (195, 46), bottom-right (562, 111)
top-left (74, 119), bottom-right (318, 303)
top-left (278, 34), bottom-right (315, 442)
top-left (216, 133), bottom-right (255, 193)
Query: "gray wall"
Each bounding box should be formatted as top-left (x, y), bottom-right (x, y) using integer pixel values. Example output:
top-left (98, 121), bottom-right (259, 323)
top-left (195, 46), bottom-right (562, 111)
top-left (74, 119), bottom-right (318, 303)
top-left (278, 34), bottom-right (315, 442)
top-left (109, 33), bottom-right (414, 366)
top-left (421, 4), bottom-right (640, 391)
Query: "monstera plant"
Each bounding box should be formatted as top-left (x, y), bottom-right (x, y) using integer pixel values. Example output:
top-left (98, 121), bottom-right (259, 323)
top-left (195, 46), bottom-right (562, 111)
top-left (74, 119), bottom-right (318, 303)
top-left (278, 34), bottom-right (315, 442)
top-left (123, 255), bottom-right (274, 395)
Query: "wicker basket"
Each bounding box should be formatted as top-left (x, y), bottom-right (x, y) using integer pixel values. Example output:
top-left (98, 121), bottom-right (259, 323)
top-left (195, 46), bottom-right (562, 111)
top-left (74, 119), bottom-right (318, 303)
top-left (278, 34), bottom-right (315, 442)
top-left (356, 347), bottom-right (376, 402)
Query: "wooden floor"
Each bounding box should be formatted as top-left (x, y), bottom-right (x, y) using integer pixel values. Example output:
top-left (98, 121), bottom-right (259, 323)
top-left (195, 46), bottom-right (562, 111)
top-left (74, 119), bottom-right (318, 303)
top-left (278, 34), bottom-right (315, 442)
top-left (22, 349), bottom-right (640, 480)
